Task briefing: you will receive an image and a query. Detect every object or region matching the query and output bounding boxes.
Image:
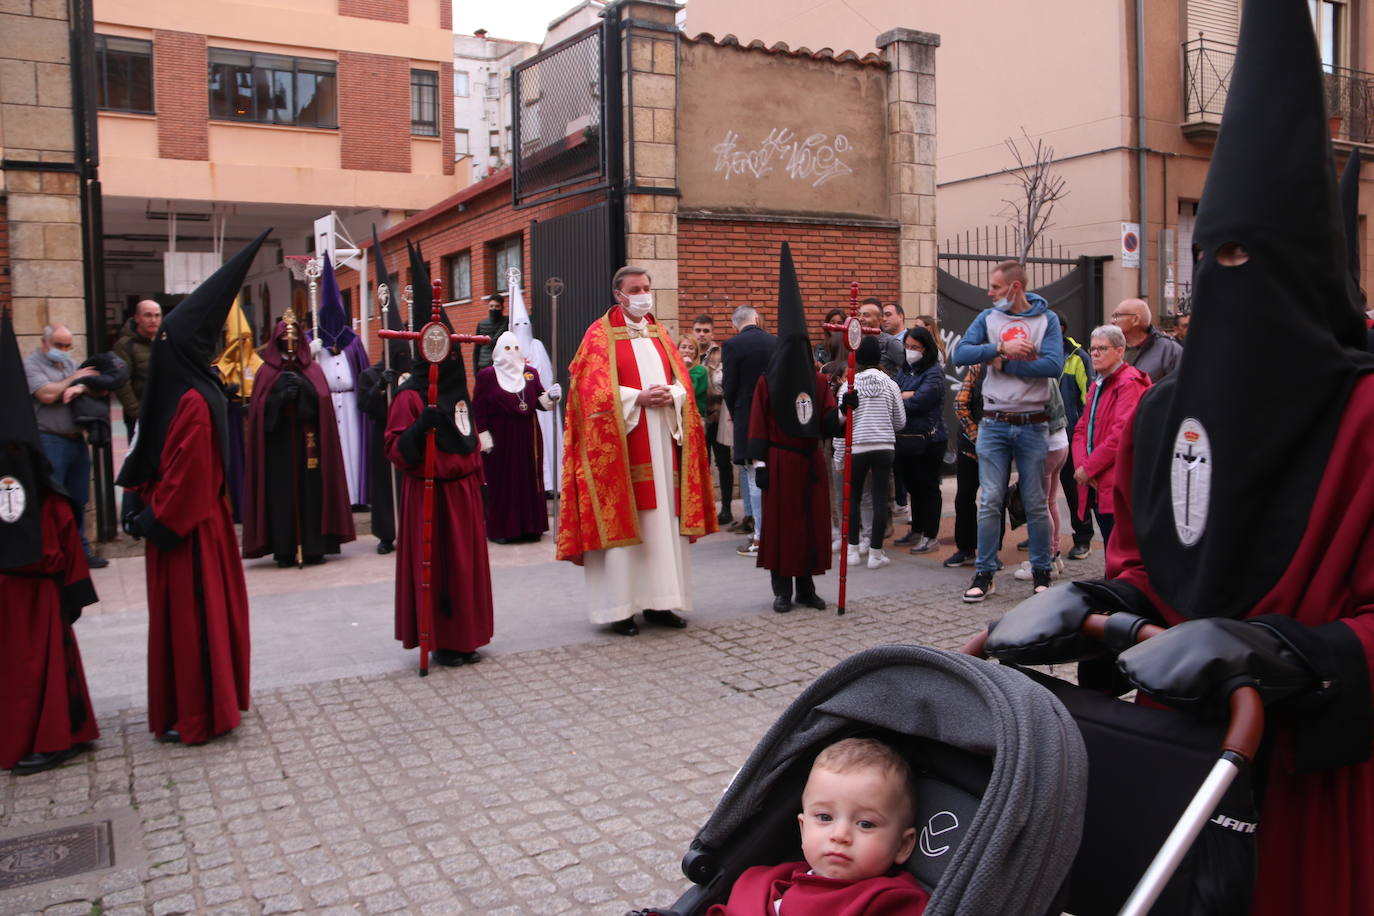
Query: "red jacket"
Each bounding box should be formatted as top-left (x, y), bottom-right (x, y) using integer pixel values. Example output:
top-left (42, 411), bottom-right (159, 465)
top-left (1071, 362), bottom-right (1150, 517)
top-left (706, 861), bottom-right (929, 916)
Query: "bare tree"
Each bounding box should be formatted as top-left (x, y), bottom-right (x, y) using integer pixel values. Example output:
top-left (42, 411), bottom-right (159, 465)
top-left (1000, 129), bottom-right (1069, 262)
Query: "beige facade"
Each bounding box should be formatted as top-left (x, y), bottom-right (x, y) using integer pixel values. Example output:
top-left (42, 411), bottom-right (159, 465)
top-left (686, 0), bottom-right (1374, 321)
top-left (94, 0), bottom-right (462, 340)
top-left (1, 0), bottom-right (88, 356)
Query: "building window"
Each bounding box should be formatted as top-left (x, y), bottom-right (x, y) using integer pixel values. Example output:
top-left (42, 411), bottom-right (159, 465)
top-left (486, 72), bottom-right (499, 98)
top-left (489, 130), bottom-right (501, 157)
top-left (455, 129), bottom-right (470, 157)
top-left (455, 70), bottom-right (469, 98)
top-left (492, 236), bottom-right (521, 292)
top-left (208, 49), bottom-right (337, 128)
top-left (1310, 0), bottom-right (1348, 70)
top-left (94, 35), bottom-right (154, 113)
top-left (447, 251), bottom-right (472, 301)
top-left (410, 69), bottom-right (438, 136)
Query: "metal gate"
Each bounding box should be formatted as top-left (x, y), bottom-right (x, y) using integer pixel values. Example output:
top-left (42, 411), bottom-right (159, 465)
top-left (530, 200), bottom-right (617, 388)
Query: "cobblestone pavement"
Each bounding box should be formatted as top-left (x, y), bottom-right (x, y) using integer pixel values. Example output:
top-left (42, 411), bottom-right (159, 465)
top-left (2, 502), bottom-right (1104, 915)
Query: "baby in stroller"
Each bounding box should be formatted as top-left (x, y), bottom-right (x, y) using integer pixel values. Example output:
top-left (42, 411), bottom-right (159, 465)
top-left (707, 737), bottom-right (928, 914)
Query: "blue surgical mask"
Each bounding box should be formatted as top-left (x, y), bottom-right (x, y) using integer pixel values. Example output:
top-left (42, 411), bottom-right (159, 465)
top-left (44, 348), bottom-right (69, 365)
top-left (993, 297), bottom-right (1014, 312)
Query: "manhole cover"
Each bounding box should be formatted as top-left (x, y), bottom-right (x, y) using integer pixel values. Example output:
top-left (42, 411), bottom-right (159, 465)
top-left (0, 821), bottom-right (114, 891)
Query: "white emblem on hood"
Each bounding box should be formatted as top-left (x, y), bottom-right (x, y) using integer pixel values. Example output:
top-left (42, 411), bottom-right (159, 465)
top-left (794, 392), bottom-right (813, 425)
top-left (1170, 417), bottom-right (1212, 547)
top-left (454, 402), bottom-right (473, 437)
top-left (0, 476), bottom-right (25, 523)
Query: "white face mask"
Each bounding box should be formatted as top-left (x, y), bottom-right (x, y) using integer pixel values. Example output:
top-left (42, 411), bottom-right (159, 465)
top-left (622, 292), bottom-right (653, 319)
top-left (905, 349), bottom-right (923, 365)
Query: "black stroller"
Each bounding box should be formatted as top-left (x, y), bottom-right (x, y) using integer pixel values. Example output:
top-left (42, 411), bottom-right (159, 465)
top-left (631, 643), bottom-right (1090, 916)
top-left (632, 615), bottom-right (1262, 916)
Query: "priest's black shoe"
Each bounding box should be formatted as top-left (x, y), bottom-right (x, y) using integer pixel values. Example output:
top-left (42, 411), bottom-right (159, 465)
top-left (772, 596), bottom-right (793, 613)
top-left (156, 730), bottom-right (181, 744)
top-left (376, 540), bottom-right (395, 555)
top-left (795, 592), bottom-right (827, 610)
top-left (432, 649), bottom-right (468, 666)
top-left (610, 617), bottom-right (639, 636)
top-left (643, 609), bottom-right (687, 628)
top-left (86, 555), bottom-right (109, 569)
top-left (13, 746), bottom-right (78, 775)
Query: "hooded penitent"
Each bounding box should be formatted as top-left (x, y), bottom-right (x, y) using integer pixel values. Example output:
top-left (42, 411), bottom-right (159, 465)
top-left (398, 242), bottom-right (478, 454)
top-left (312, 254), bottom-right (359, 353)
top-left (1128, 0), bottom-right (1374, 620)
top-left (763, 242), bottom-right (821, 440)
top-left (214, 296), bottom-right (264, 398)
top-left (373, 225), bottom-right (413, 373)
top-left (0, 307), bottom-right (66, 570)
top-left (118, 230), bottom-right (270, 491)
top-left (491, 331), bottom-right (527, 394)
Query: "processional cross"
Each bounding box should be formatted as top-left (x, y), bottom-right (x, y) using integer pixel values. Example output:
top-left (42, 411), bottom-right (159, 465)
top-left (379, 277), bottom-right (490, 677)
top-left (821, 282), bottom-right (881, 616)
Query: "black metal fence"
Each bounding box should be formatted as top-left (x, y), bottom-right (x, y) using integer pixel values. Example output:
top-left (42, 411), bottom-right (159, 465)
top-left (511, 25), bottom-right (607, 205)
top-left (1184, 35), bottom-right (1374, 143)
top-left (939, 224), bottom-right (1080, 290)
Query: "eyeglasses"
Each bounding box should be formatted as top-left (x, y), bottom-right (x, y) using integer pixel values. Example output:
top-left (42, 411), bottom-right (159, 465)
top-left (1088, 345), bottom-right (1118, 353)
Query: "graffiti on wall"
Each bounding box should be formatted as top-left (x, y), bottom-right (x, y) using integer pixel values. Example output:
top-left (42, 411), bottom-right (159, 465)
top-left (711, 128), bottom-right (855, 187)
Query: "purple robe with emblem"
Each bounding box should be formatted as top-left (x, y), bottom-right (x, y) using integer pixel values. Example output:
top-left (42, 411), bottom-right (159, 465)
top-left (472, 365), bottom-right (549, 540)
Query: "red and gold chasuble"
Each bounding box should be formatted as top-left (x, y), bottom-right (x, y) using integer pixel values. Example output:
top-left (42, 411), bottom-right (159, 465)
top-left (556, 307), bottom-right (717, 565)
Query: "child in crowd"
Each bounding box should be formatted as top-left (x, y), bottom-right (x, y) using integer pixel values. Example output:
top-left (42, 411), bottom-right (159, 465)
top-left (708, 737), bottom-right (929, 915)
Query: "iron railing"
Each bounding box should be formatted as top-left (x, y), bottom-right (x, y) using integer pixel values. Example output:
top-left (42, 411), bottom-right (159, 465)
top-left (1183, 36), bottom-right (1374, 143)
top-left (511, 25), bottom-right (606, 205)
top-left (939, 224), bottom-right (1079, 290)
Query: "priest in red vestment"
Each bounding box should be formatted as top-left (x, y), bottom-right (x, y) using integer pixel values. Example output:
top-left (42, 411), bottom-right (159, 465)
top-left (241, 309), bottom-right (355, 566)
top-left (556, 266), bottom-right (716, 635)
top-left (117, 232), bottom-right (266, 745)
top-left (985, 3), bottom-right (1374, 912)
top-left (384, 244), bottom-right (493, 666)
top-left (1, 306), bottom-right (100, 774)
top-left (473, 331), bottom-right (561, 543)
top-left (747, 244), bottom-right (846, 613)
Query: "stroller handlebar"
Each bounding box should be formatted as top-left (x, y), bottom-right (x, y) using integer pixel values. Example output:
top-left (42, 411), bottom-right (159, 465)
top-left (963, 612), bottom-right (1264, 764)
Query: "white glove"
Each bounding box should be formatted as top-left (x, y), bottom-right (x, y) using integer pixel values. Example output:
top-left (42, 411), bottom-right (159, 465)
top-left (546, 383), bottom-right (563, 402)
top-left (478, 430), bottom-right (494, 453)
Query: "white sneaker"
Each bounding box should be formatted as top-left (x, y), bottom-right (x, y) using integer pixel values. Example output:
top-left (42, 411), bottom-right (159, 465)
top-left (1012, 560), bottom-right (1034, 581)
top-left (846, 547), bottom-right (862, 567)
top-left (867, 549), bottom-right (890, 569)
top-left (858, 537), bottom-right (871, 556)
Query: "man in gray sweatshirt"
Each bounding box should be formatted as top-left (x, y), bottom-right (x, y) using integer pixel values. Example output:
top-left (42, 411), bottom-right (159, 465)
top-left (951, 260), bottom-right (1064, 601)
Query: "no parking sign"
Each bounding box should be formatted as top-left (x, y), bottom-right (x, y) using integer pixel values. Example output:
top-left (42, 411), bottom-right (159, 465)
top-left (1121, 222), bottom-right (1141, 268)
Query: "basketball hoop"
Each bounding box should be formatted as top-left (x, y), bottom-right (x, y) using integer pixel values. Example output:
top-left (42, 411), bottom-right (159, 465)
top-left (284, 255), bottom-right (314, 283)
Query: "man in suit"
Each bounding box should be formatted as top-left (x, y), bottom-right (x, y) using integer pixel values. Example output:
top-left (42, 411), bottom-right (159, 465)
top-left (722, 305), bottom-right (777, 556)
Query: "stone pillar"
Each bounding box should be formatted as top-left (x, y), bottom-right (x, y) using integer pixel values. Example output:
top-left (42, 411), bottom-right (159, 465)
top-left (0, 0), bottom-right (86, 356)
top-left (877, 29), bottom-right (940, 319)
top-left (619, 0), bottom-right (682, 332)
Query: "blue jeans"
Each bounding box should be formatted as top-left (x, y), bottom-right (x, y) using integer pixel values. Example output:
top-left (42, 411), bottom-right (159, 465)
top-left (975, 419), bottom-right (1050, 574)
top-left (40, 432), bottom-right (92, 556)
top-left (738, 464), bottom-right (762, 539)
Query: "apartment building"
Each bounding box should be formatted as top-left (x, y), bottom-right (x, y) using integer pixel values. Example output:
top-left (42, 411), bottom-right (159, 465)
top-left (93, 0), bottom-right (463, 342)
top-left (687, 0), bottom-right (1373, 319)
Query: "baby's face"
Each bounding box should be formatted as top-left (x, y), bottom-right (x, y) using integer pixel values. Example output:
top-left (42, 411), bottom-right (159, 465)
top-left (797, 765), bottom-right (916, 881)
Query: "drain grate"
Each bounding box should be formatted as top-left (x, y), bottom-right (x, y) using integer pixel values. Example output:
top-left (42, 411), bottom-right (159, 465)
top-left (0, 820), bottom-right (114, 891)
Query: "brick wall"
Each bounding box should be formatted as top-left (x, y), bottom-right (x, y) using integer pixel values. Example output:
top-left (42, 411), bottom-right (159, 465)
top-left (154, 31), bottom-right (209, 161)
top-left (340, 176), bottom-right (607, 379)
top-left (439, 0), bottom-right (452, 30)
top-left (678, 217), bottom-right (900, 341)
top-left (440, 62), bottom-right (454, 176)
top-left (0, 197), bottom-right (9, 321)
top-left (338, 0), bottom-right (407, 23)
top-left (339, 51), bottom-right (411, 173)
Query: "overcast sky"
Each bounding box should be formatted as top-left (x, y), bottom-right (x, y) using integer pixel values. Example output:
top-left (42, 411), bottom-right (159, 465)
top-left (452, 1), bottom-right (601, 44)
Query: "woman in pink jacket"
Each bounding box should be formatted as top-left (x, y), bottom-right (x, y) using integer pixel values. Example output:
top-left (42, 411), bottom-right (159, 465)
top-left (1071, 324), bottom-right (1150, 545)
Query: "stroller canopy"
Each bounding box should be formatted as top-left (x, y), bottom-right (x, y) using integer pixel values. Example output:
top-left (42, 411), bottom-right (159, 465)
top-left (690, 645), bottom-right (1087, 916)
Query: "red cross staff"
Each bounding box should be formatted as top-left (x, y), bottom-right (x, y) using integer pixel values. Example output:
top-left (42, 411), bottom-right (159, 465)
top-left (822, 281), bottom-right (880, 616)
top-left (379, 277), bottom-right (490, 677)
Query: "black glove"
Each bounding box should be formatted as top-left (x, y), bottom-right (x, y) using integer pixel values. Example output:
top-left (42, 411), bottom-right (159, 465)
top-left (382, 368), bottom-right (399, 386)
top-left (278, 371), bottom-right (302, 400)
top-left (842, 390), bottom-right (859, 412)
top-left (417, 406), bottom-right (445, 431)
top-left (1117, 616), bottom-right (1320, 714)
top-left (985, 579), bottom-right (1154, 665)
top-left (220, 381), bottom-right (240, 400)
top-left (755, 465), bottom-right (769, 490)
top-left (121, 491), bottom-right (145, 539)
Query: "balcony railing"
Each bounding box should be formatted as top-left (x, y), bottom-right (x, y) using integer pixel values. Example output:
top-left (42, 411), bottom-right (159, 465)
top-left (1182, 36), bottom-right (1374, 145)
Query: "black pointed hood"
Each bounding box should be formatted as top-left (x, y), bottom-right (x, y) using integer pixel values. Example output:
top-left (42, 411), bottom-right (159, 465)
top-left (0, 307), bottom-right (62, 570)
top-left (763, 243), bottom-right (821, 439)
top-left (372, 226), bottom-right (411, 371)
top-left (399, 241), bottom-right (476, 453)
top-left (118, 229), bottom-right (270, 490)
top-left (1341, 148), bottom-right (1362, 298)
top-left (1128, 0), bottom-right (1374, 620)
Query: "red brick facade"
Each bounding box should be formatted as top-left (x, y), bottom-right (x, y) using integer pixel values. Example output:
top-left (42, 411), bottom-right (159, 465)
top-left (0, 197), bottom-right (9, 319)
top-left (340, 174), bottom-right (606, 375)
top-left (440, 62), bottom-right (455, 176)
top-left (678, 217), bottom-right (900, 337)
top-left (339, 52), bottom-right (411, 173)
top-left (338, 0), bottom-right (407, 23)
top-left (439, 0), bottom-right (452, 30)
top-left (154, 31), bottom-right (209, 161)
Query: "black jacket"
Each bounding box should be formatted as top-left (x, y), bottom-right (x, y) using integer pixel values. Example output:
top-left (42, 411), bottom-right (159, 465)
top-left (721, 325), bottom-right (777, 462)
